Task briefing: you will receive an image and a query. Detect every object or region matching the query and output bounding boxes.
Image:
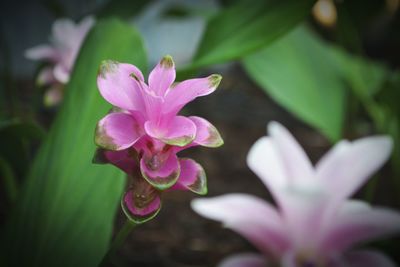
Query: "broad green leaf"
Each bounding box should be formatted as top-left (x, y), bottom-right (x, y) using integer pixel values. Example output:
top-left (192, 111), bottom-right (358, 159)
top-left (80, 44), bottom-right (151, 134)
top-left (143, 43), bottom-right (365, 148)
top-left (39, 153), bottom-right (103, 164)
top-left (187, 0), bottom-right (315, 69)
top-left (0, 156), bottom-right (18, 204)
top-left (1, 19), bottom-right (147, 267)
top-left (0, 120), bottom-right (45, 206)
top-left (243, 26), bottom-right (346, 141)
top-left (339, 53), bottom-right (388, 97)
top-left (0, 120), bottom-right (45, 178)
top-left (243, 25), bottom-right (389, 141)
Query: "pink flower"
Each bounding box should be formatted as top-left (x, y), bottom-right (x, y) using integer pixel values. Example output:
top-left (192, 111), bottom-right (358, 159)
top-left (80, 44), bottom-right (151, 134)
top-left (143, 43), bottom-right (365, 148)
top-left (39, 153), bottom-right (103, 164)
top-left (95, 56), bottom-right (223, 190)
top-left (192, 122), bottom-right (400, 267)
top-left (94, 146), bottom-right (209, 223)
top-left (25, 16), bottom-right (95, 105)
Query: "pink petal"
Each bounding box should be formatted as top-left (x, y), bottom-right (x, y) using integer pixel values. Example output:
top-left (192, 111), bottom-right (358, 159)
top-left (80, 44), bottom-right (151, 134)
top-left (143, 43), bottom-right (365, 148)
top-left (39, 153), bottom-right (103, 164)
top-left (52, 19), bottom-right (77, 45)
top-left (268, 121), bottom-right (315, 188)
top-left (140, 88), bottom-right (164, 122)
top-left (37, 67), bottom-right (56, 86)
top-left (92, 148), bottom-right (138, 175)
top-left (25, 45), bottom-right (59, 61)
top-left (148, 55), bottom-right (176, 97)
top-left (189, 116), bottom-right (224, 148)
top-left (145, 116), bottom-right (196, 147)
top-left (164, 74), bottom-right (222, 114)
top-left (344, 250), bottom-right (396, 267)
top-left (95, 112), bottom-right (143, 151)
top-left (320, 200), bottom-right (400, 252)
top-left (140, 151), bottom-right (180, 190)
top-left (171, 158), bottom-right (207, 195)
top-left (97, 60), bottom-right (145, 111)
top-left (191, 194), bottom-right (289, 256)
top-left (277, 190), bottom-right (328, 251)
top-left (53, 64), bottom-right (70, 83)
top-left (247, 122), bottom-right (321, 205)
top-left (77, 16), bottom-right (95, 38)
top-left (247, 136), bottom-right (288, 202)
top-left (122, 181), bottom-right (161, 224)
top-left (44, 86), bottom-right (63, 107)
top-left (316, 136), bottom-right (393, 203)
top-left (219, 253), bottom-right (268, 267)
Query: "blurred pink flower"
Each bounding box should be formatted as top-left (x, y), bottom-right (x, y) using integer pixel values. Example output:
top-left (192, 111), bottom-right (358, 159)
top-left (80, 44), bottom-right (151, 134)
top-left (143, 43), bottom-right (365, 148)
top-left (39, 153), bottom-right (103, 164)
top-left (192, 121), bottom-right (400, 267)
top-left (95, 56), bottom-right (223, 189)
top-left (25, 16), bottom-right (95, 106)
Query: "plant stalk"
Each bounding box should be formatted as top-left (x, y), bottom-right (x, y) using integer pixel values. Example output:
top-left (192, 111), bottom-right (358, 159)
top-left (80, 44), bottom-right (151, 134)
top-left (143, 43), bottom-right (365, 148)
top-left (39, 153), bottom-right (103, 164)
top-left (98, 219), bottom-right (137, 267)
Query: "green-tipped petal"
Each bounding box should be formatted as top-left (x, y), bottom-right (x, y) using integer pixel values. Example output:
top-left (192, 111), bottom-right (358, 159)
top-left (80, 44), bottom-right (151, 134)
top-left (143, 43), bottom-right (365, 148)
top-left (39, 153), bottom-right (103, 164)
top-left (172, 158), bottom-right (208, 195)
top-left (121, 177), bottom-right (162, 224)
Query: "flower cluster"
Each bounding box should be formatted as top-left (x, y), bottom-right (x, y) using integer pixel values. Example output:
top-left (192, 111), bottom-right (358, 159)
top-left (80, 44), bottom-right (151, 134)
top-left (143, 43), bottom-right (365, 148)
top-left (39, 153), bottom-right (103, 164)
top-left (192, 122), bottom-right (400, 267)
top-left (25, 16), bottom-right (95, 106)
top-left (94, 55), bottom-right (223, 223)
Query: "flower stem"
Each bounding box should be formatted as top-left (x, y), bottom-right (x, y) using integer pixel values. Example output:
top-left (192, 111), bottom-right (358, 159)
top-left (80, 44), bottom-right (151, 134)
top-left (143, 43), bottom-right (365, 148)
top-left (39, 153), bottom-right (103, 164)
top-left (98, 219), bottom-right (137, 267)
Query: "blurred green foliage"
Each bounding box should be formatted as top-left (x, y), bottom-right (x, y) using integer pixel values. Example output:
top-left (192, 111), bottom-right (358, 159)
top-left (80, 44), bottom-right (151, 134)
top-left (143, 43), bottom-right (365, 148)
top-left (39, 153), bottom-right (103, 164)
top-left (186, 0), bottom-right (315, 69)
top-left (1, 18), bottom-right (147, 267)
top-left (243, 26), bottom-right (346, 141)
top-left (243, 26), bottom-right (389, 142)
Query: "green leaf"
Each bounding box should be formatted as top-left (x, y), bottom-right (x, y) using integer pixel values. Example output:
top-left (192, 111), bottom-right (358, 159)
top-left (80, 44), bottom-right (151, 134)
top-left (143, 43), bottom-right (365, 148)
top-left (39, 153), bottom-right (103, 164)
top-left (0, 120), bottom-right (45, 179)
top-left (338, 53), bottom-right (388, 98)
top-left (243, 26), bottom-right (346, 141)
top-left (0, 156), bottom-right (18, 204)
top-left (187, 0), bottom-right (315, 69)
top-left (1, 19), bottom-right (147, 267)
top-left (97, 0), bottom-right (148, 19)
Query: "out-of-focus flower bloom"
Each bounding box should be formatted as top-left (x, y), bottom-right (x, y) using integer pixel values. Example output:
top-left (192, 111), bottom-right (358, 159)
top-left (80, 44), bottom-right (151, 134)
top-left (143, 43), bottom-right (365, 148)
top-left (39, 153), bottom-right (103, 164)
top-left (95, 56), bottom-right (222, 189)
top-left (312, 0), bottom-right (337, 28)
top-left (132, 0), bottom-right (219, 66)
top-left (94, 55), bottom-right (223, 223)
top-left (25, 16), bottom-right (95, 106)
top-left (192, 121), bottom-right (400, 267)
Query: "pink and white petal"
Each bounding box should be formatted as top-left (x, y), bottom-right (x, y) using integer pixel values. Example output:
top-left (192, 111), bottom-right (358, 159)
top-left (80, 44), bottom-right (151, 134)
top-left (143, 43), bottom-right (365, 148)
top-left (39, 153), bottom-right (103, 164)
top-left (122, 186), bottom-right (161, 224)
top-left (97, 60), bottom-right (145, 111)
top-left (219, 253), bottom-right (268, 267)
top-left (344, 250), bottom-right (396, 267)
top-left (192, 194), bottom-right (289, 256)
top-left (52, 18), bottom-right (77, 46)
top-left (44, 86), bottom-right (63, 107)
top-left (145, 116), bottom-right (196, 147)
top-left (164, 74), bottom-right (222, 114)
top-left (37, 67), bottom-right (56, 86)
top-left (53, 64), bottom-right (70, 83)
top-left (25, 45), bottom-right (59, 61)
top-left (277, 190), bottom-right (329, 251)
top-left (77, 16), bottom-right (95, 37)
top-left (268, 122), bottom-right (315, 188)
top-left (247, 136), bottom-right (288, 202)
top-left (95, 112), bottom-right (142, 151)
top-left (321, 201), bottom-right (400, 252)
top-left (148, 55), bottom-right (176, 96)
top-left (189, 116), bottom-right (224, 148)
top-left (140, 152), bottom-right (180, 190)
top-left (171, 158), bottom-right (207, 195)
top-left (316, 136), bottom-right (393, 202)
